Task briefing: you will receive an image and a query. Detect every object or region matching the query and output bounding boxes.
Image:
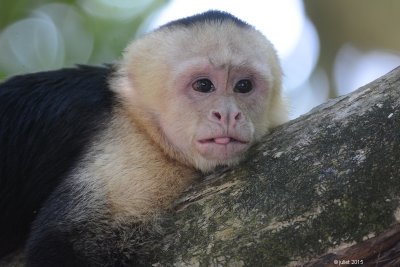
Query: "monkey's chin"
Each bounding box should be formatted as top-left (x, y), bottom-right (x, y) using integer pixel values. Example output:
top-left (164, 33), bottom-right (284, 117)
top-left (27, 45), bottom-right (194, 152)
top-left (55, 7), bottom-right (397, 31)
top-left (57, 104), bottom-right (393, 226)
top-left (192, 151), bottom-right (244, 173)
top-left (194, 138), bottom-right (249, 172)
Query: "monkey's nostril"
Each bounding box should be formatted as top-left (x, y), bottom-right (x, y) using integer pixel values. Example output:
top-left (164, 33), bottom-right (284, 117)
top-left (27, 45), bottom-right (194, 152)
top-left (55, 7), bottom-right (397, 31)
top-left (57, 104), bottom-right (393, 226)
top-left (213, 111), bottom-right (222, 121)
top-left (234, 113), bottom-right (241, 121)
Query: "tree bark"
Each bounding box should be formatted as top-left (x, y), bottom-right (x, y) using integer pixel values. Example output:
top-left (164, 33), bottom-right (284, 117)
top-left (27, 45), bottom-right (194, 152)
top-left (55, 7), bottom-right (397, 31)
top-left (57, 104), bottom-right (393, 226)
top-left (148, 66), bottom-right (400, 267)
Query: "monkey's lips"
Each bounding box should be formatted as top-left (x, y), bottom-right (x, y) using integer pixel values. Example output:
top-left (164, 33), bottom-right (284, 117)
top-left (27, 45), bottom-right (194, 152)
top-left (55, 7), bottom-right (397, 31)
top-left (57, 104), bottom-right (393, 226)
top-left (196, 136), bottom-right (249, 160)
top-left (199, 137), bottom-right (246, 145)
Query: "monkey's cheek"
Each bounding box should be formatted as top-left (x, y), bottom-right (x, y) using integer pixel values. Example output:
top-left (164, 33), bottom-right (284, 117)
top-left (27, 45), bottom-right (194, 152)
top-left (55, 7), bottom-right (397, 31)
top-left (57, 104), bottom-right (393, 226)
top-left (195, 142), bottom-right (249, 161)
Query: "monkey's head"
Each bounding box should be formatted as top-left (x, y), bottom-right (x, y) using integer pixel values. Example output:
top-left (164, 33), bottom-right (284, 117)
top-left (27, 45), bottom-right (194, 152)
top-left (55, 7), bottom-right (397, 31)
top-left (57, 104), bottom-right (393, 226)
top-left (112, 11), bottom-right (288, 172)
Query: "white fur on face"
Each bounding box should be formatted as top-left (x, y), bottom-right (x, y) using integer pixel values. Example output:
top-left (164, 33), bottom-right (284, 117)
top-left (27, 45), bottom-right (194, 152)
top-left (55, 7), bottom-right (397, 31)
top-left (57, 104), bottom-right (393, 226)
top-left (111, 20), bottom-right (287, 173)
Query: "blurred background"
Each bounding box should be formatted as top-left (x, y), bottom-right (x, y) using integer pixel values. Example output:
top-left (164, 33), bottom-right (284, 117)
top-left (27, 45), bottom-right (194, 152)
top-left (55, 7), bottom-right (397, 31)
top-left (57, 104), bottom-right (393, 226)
top-left (0, 0), bottom-right (399, 119)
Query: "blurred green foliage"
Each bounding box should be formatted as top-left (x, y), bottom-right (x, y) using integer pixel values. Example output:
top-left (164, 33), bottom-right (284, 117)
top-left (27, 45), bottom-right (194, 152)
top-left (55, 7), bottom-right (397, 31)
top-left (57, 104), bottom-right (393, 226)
top-left (0, 0), bottom-right (167, 80)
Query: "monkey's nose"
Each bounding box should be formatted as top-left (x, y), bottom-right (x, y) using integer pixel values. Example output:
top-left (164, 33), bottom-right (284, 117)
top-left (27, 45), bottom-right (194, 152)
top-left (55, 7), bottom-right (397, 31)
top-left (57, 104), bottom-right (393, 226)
top-left (210, 110), bottom-right (242, 127)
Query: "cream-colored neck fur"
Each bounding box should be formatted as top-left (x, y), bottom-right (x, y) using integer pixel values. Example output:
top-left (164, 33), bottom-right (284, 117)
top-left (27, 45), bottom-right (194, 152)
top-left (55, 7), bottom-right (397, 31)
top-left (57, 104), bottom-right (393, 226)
top-left (84, 108), bottom-right (195, 221)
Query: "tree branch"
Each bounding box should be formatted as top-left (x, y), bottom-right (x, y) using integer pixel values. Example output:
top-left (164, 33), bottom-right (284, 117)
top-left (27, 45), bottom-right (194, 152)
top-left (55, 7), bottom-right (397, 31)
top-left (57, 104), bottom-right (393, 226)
top-left (149, 66), bottom-right (400, 266)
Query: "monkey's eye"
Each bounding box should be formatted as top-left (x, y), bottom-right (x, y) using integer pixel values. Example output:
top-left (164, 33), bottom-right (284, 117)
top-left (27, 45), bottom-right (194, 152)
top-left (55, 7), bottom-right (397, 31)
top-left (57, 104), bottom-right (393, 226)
top-left (234, 79), bottom-right (253, 93)
top-left (192, 79), bottom-right (215, 93)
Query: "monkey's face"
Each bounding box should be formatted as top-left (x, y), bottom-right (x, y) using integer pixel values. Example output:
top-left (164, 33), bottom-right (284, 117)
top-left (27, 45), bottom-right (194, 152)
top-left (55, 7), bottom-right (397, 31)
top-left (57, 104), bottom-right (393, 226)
top-left (158, 57), bottom-right (272, 172)
top-left (116, 21), bottom-right (286, 172)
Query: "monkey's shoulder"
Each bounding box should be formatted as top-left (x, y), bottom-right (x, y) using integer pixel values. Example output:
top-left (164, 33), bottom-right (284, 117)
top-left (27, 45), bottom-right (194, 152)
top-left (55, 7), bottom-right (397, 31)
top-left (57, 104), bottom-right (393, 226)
top-left (0, 65), bottom-right (114, 106)
top-left (0, 64), bottom-right (118, 182)
top-left (0, 65), bottom-right (116, 137)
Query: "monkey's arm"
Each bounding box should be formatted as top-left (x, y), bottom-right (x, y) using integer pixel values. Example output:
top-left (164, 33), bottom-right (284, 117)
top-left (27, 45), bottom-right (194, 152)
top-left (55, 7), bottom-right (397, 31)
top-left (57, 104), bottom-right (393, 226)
top-left (25, 162), bottom-right (166, 267)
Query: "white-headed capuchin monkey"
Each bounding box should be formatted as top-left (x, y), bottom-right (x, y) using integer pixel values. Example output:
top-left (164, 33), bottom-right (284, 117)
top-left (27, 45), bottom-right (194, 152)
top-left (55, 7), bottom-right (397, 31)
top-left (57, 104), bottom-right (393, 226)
top-left (0, 10), bottom-right (287, 266)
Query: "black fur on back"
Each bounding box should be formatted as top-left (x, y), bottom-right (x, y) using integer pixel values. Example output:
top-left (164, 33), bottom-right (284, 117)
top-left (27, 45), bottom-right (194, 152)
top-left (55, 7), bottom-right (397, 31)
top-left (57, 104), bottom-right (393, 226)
top-left (160, 10), bottom-right (250, 29)
top-left (0, 65), bottom-right (116, 257)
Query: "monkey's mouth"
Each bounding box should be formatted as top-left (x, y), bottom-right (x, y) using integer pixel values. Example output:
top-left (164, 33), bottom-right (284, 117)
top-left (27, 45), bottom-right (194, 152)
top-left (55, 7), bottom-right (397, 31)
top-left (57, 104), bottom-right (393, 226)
top-left (196, 136), bottom-right (249, 160)
top-left (198, 137), bottom-right (248, 145)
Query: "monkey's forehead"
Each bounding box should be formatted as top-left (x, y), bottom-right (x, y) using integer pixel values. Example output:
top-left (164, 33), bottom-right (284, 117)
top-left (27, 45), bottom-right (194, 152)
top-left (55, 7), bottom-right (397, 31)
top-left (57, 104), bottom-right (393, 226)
top-left (134, 20), bottom-right (276, 67)
top-left (118, 13), bottom-right (280, 88)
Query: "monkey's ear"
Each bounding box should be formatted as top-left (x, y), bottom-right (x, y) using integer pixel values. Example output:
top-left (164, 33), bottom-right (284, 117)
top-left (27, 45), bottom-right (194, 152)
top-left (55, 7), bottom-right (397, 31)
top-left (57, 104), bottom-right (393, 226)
top-left (110, 42), bottom-right (144, 104)
top-left (269, 90), bottom-right (290, 128)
